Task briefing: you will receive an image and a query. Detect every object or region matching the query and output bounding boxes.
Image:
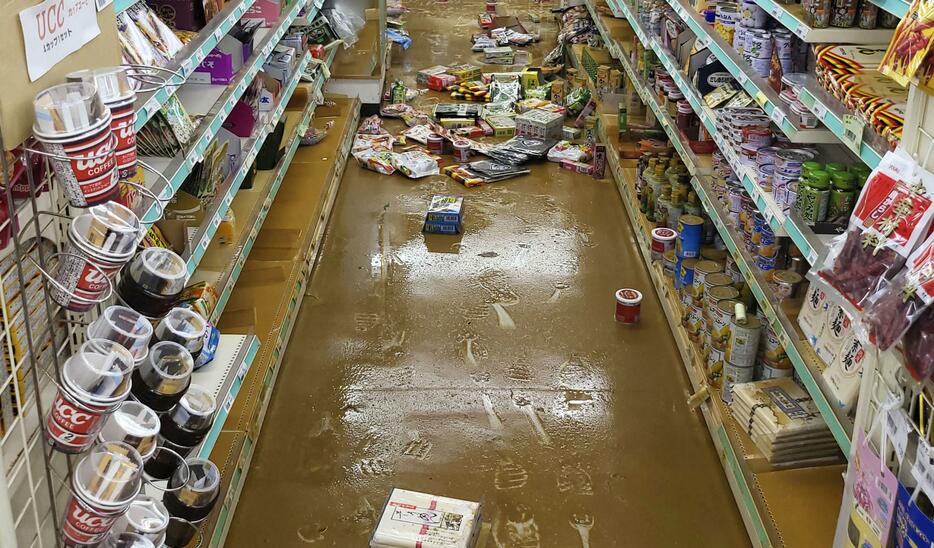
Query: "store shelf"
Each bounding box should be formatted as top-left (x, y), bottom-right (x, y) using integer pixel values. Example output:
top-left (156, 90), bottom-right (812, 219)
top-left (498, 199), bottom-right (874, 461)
top-left (201, 97), bottom-right (360, 548)
top-left (192, 334), bottom-right (260, 459)
top-left (796, 75), bottom-right (887, 170)
top-left (193, 49), bottom-right (338, 323)
top-left (131, 0), bottom-right (260, 128)
top-left (870, 0), bottom-right (910, 17)
top-left (600, 111), bottom-right (845, 547)
top-left (588, 2), bottom-right (852, 454)
top-left (751, 0), bottom-right (893, 43)
top-left (136, 0), bottom-right (314, 226)
top-left (603, 0), bottom-right (832, 265)
top-left (113, 0), bottom-right (136, 13)
top-left (183, 50), bottom-right (316, 276)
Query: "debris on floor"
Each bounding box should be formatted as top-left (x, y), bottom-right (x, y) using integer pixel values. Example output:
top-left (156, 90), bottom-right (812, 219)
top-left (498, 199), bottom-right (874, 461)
top-left (423, 195), bottom-right (464, 234)
top-left (369, 488), bottom-right (481, 548)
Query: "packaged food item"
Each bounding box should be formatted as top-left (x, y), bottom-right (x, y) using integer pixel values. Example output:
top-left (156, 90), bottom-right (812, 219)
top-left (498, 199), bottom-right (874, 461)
top-left (546, 141), bottom-right (593, 163)
top-left (863, 232), bottom-right (934, 350)
top-left (879, 0), bottom-right (934, 86)
top-left (391, 151), bottom-right (440, 179)
top-left (815, 150), bottom-right (934, 309)
top-left (821, 330), bottom-right (871, 413)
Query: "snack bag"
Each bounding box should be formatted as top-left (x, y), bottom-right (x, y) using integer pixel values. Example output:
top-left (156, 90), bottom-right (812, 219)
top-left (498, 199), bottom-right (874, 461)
top-left (815, 149), bottom-right (934, 310)
top-left (880, 0), bottom-right (934, 86)
top-left (863, 233), bottom-right (934, 353)
top-left (391, 151), bottom-right (440, 179)
top-left (565, 86), bottom-right (592, 117)
top-left (900, 307), bottom-right (934, 379)
top-left (546, 141), bottom-right (593, 163)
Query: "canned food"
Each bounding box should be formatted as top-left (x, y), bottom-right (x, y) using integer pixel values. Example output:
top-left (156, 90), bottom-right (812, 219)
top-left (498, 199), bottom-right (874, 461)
top-left (692, 260), bottom-right (723, 299)
top-left (687, 304), bottom-right (705, 341)
top-left (710, 298), bottom-right (741, 350)
top-left (770, 269), bottom-right (804, 302)
top-left (722, 361), bottom-right (754, 403)
top-left (677, 215), bottom-right (704, 258)
top-left (726, 304), bottom-right (761, 367)
top-left (662, 249), bottom-right (677, 278)
top-left (758, 359), bottom-right (793, 379)
top-left (651, 227), bottom-right (678, 262)
top-left (677, 257), bottom-right (698, 291)
top-left (706, 347), bottom-right (725, 378)
top-left (760, 324), bottom-right (789, 364)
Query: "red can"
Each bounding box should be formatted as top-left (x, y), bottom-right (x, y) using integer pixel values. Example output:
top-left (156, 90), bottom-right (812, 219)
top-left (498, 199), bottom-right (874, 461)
top-left (615, 288), bottom-right (643, 324)
top-left (61, 494), bottom-right (125, 545)
top-left (49, 388), bottom-right (110, 436)
top-left (427, 134), bottom-right (444, 155)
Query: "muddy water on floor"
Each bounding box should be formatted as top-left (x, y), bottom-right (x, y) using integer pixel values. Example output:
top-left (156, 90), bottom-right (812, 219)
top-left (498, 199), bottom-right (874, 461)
top-left (226, 1), bottom-right (749, 545)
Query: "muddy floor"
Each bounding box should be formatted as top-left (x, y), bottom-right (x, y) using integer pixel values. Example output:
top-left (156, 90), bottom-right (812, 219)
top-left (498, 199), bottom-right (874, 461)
top-left (226, 0), bottom-right (750, 545)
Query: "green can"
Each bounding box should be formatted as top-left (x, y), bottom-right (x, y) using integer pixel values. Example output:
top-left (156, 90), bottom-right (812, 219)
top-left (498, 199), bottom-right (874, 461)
top-left (829, 171), bottom-right (857, 221)
top-left (796, 170), bottom-right (831, 223)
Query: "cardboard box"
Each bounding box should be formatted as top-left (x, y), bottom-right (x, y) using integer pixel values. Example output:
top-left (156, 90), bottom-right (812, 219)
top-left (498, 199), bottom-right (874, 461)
top-left (449, 64), bottom-right (482, 82)
top-left (370, 488), bottom-right (481, 548)
top-left (192, 32), bottom-right (255, 85)
top-left (592, 144), bottom-right (606, 178)
top-left (560, 159), bottom-right (594, 174)
top-left (486, 115), bottom-right (516, 137)
top-left (515, 109), bottom-right (564, 139)
top-left (428, 73), bottom-right (457, 91)
top-left (418, 65), bottom-right (449, 84)
top-left (263, 44), bottom-right (298, 87)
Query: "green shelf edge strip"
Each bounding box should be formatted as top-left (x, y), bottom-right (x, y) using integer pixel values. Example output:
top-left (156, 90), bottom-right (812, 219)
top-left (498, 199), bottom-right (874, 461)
top-left (209, 48), bottom-right (337, 323)
top-left (137, 0), bottom-right (314, 227)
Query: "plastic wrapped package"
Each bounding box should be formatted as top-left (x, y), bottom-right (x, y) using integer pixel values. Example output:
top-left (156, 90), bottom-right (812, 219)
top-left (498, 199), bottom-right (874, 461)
top-left (879, 0), bottom-right (934, 86)
top-left (325, 8), bottom-right (366, 48)
top-left (370, 488), bottom-right (480, 548)
top-left (863, 233), bottom-right (934, 350)
top-left (901, 306), bottom-right (934, 379)
top-left (391, 151), bottom-right (440, 178)
top-left (814, 149), bottom-right (934, 310)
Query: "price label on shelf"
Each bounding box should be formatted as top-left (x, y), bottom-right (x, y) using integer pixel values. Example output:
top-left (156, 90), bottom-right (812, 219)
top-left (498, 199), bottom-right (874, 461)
top-left (812, 102), bottom-right (827, 119)
top-left (770, 108), bottom-right (786, 127)
top-left (754, 91), bottom-right (767, 107)
top-left (144, 97), bottom-right (161, 116)
top-left (806, 247), bottom-right (819, 264)
top-left (223, 394), bottom-right (235, 414)
top-left (200, 236), bottom-right (210, 251)
top-left (214, 28), bottom-right (224, 43)
top-left (180, 58), bottom-right (192, 74)
top-left (237, 358), bottom-right (250, 381)
top-left (793, 24), bottom-right (807, 39)
top-left (212, 215), bottom-right (222, 230)
top-left (762, 205), bottom-right (774, 225)
top-left (225, 193), bottom-right (234, 207)
top-left (886, 406), bottom-right (910, 463)
top-left (842, 114), bottom-right (865, 155)
top-left (769, 4), bottom-right (780, 17)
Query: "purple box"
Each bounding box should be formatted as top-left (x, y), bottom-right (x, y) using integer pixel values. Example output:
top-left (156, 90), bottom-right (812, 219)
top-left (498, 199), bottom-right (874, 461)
top-left (145, 0), bottom-right (206, 32)
top-left (222, 100), bottom-right (257, 138)
top-left (191, 36), bottom-right (254, 85)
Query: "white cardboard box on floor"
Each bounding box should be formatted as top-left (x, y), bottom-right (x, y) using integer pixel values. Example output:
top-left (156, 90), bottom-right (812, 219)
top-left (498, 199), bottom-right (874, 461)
top-left (370, 488), bottom-right (482, 548)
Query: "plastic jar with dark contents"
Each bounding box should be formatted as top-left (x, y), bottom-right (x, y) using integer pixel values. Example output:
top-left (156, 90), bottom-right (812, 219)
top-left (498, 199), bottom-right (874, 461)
top-left (795, 169), bottom-right (831, 224)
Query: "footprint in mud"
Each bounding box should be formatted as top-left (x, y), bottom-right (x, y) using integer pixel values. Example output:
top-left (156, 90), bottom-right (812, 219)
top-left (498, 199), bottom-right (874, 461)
top-left (462, 304), bottom-right (490, 322)
top-left (491, 303), bottom-right (517, 330)
top-left (569, 513), bottom-right (595, 548)
top-left (506, 357), bottom-right (533, 383)
top-left (558, 354), bottom-right (604, 389)
top-left (557, 463), bottom-right (594, 496)
top-left (493, 504), bottom-right (541, 548)
top-left (296, 522), bottom-right (327, 544)
top-left (455, 329), bottom-right (488, 368)
top-left (358, 458), bottom-right (392, 477)
top-left (546, 282), bottom-right (571, 303)
top-left (401, 438), bottom-right (433, 460)
top-left (470, 370), bottom-right (491, 384)
top-left (577, 230), bottom-right (597, 248)
top-left (475, 268), bottom-right (520, 304)
top-left (493, 459), bottom-right (529, 490)
top-left (511, 393), bottom-right (551, 446)
top-left (354, 312), bottom-right (380, 332)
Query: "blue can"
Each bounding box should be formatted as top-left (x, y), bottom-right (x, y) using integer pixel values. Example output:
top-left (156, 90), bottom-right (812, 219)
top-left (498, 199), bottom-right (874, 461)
top-left (675, 255), bottom-right (698, 290)
top-left (677, 214), bottom-right (704, 258)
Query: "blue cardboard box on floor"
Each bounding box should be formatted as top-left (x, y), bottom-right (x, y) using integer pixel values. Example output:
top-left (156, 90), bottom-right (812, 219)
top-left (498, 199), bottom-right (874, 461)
top-left (424, 195), bottom-right (464, 234)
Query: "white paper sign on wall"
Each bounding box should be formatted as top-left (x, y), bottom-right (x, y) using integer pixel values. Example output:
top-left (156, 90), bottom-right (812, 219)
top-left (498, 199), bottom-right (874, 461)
top-left (19, 0), bottom-right (101, 82)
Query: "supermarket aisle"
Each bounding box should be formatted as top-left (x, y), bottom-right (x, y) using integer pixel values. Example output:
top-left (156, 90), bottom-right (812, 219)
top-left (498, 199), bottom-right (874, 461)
top-left (227, 2), bottom-right (749, 546)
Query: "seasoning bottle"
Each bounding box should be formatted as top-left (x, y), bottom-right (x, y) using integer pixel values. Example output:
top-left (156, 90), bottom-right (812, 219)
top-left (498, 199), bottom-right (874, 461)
top-left (677, 100), bottom-right (699, 141)
top-left (796, 169), bottom-right (831, 224)
top-left (667, 89), bottom-right (684, 117)
top-left (850, 164), bottom-right (871, 188)
top-left (828, 171), bottom-right (857, 221)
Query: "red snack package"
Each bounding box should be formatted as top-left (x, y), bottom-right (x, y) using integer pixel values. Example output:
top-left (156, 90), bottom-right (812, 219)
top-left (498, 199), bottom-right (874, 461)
top-left (816, 149), bottom-right (934, 310)
top-left (863, 232), bottom-right (934, 350)
top-left (900, 307), bottom-right (934, 380)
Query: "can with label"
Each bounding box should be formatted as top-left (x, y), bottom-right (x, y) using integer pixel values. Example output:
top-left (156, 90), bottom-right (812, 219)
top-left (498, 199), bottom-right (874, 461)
top-left (687, 303), bottom-right (705, 342)
top-left (707, 347), bottom-right (725, 378)
top-left (427, 134), bottom-right (444, 155)
top-left (706, 284), bottom-right (740, 326)
top-left (662, 250), bottom-right (677, 278)
top-left (757, 358), bottom-right (793, 380)
top-left (759, 323), bottom-right (788, 364)
top-left (677, 215), bottom-right (704, 258)
top-left (722, 361), bottom-right (754, 403)
top-left (770, 269), bottom-right (804, 302)
top-left (692, 260), bottom-right (723, 300)
top-left (726, 303), bottom-right (761, 367)
top-left (676, 256), bottom-right (698, 291)
top-left (710, 298), bottom-right (740, 350)
top-left (651, 227), bottom-right (678, 262)
top-left (704, 273), bottom-right (734, 301)
top-left (453, 140), bottom-right (471, 163)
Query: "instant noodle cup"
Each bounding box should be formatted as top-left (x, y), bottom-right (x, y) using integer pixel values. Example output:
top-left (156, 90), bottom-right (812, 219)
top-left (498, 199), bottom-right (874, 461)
top-left (615, 288), bottom-right (643, 324)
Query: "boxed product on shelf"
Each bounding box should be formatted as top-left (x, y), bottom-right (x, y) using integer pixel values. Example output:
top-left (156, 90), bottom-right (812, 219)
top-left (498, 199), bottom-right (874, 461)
top-left (192, 22), bottom-right (259, 85)
top-left (119, 3), bottom-right (186, 68)
top-left (243, 0), bottom-right (282, 27)
top-left (145, 0), bottom-right (207, 31)
top-left (264, 44), bottom-right (300, 87)
top-left (370, 488), bottom-right (481, 548)
top-left (418, 65), bottom-right (450, 84)
top-left (424, 195), bottom-right (464, 234)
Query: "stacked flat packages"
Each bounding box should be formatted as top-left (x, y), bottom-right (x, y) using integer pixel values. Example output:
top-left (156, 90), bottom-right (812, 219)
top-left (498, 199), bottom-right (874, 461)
top-left (730, 378), bottom-right (841, 465)
top-left (370, 488), bottom-right (481, 548)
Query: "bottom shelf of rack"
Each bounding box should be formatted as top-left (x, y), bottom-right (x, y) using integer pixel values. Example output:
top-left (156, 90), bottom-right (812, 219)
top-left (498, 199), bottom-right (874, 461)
top-left (195, 96), bottom-right (360, 548)
top-left (602, 112), bottom-right (843, 548)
